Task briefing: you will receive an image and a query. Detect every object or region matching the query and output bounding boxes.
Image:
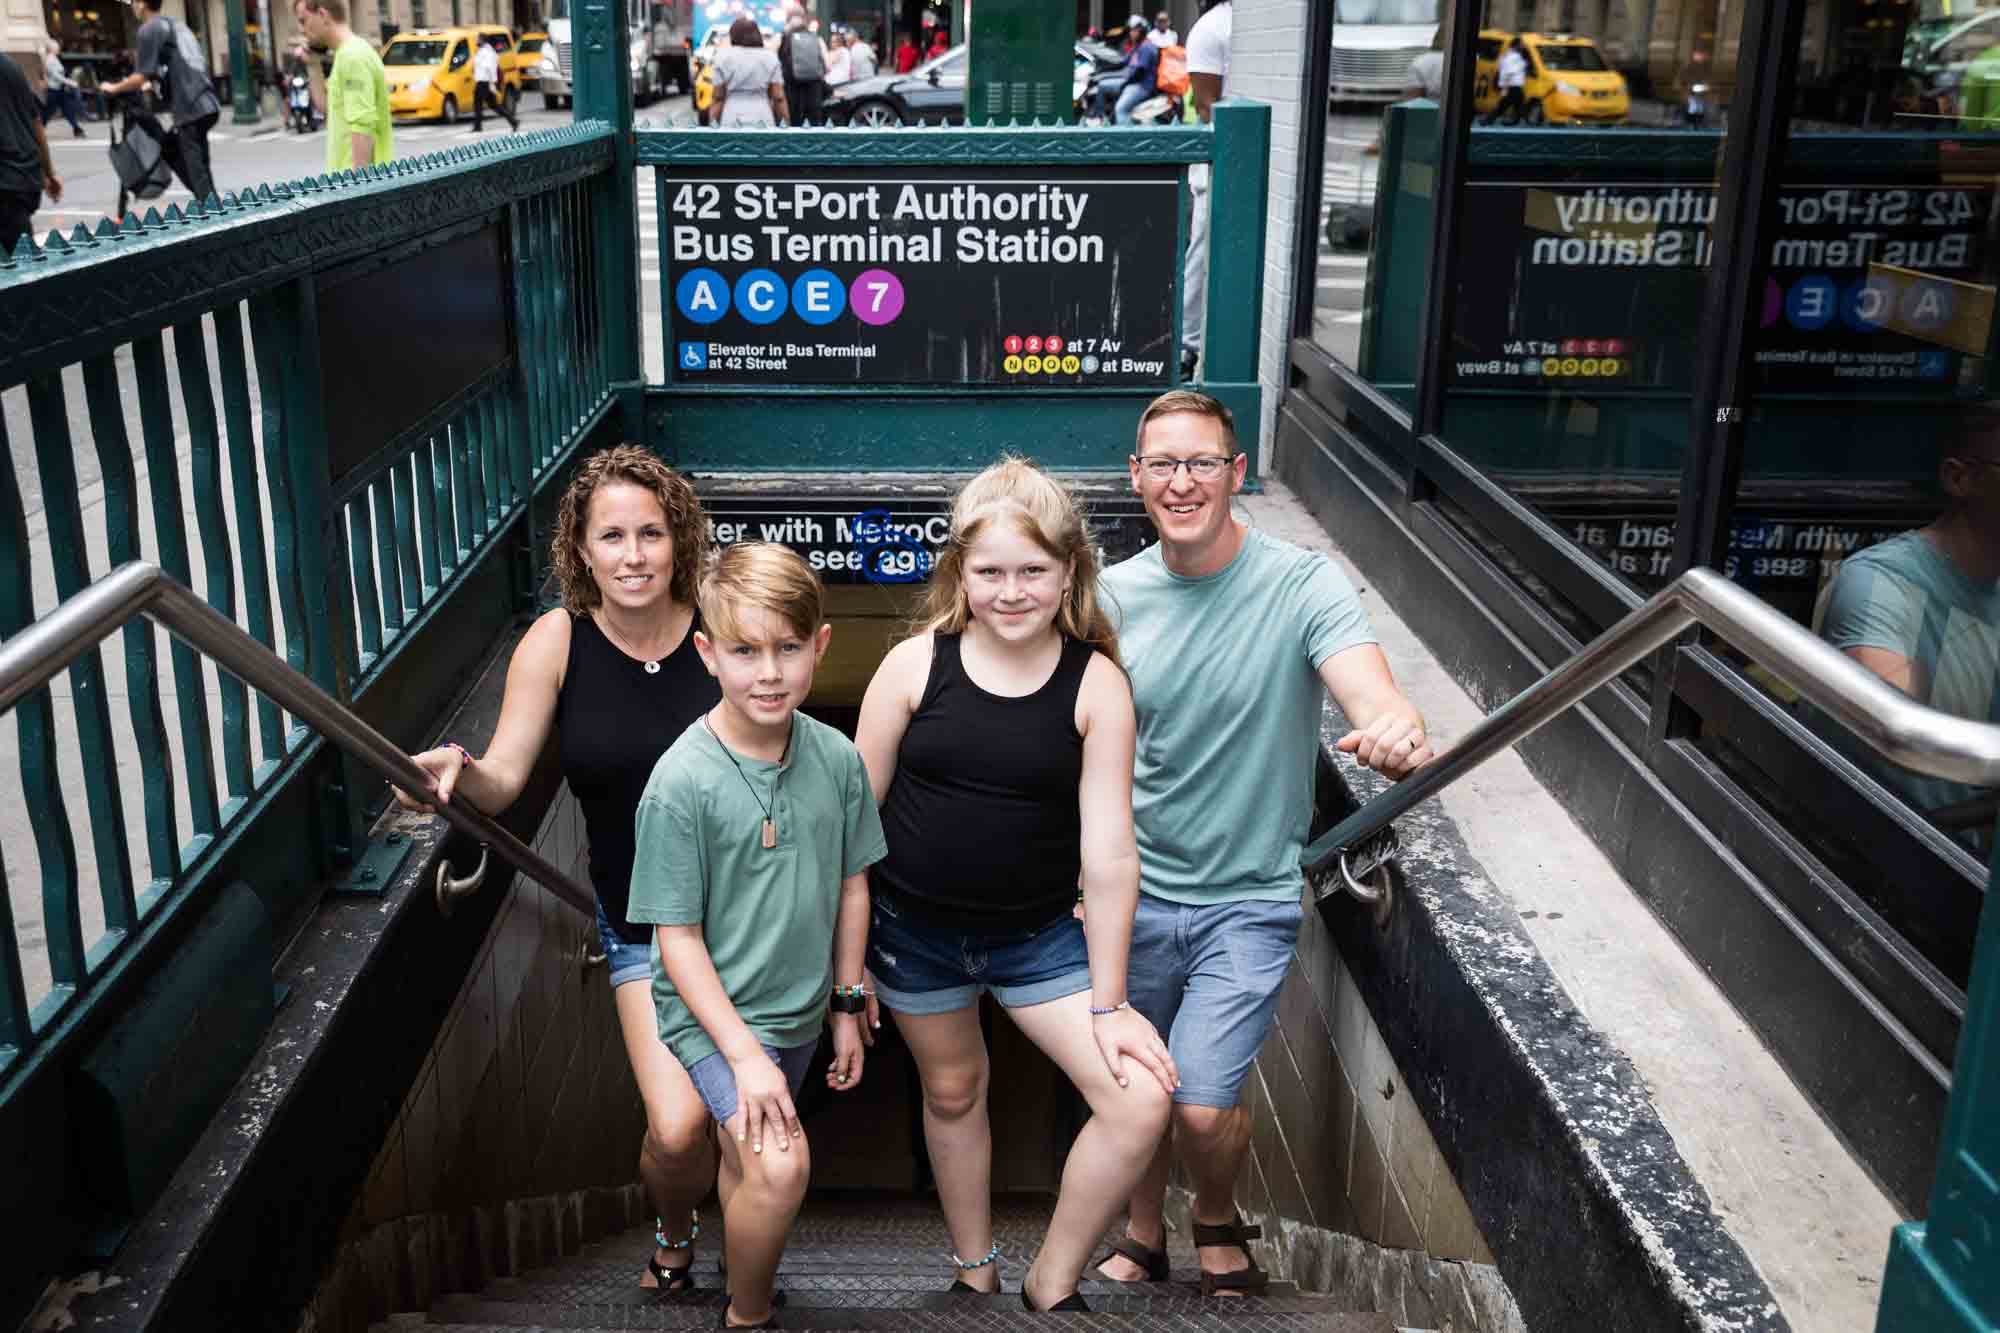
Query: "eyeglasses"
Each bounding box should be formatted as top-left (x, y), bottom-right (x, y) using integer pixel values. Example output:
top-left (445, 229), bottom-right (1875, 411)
top-left (1135, 455), bottom-right (1234, 482)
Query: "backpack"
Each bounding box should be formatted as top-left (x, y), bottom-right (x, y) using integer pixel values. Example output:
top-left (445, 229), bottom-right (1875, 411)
top-left (1156, 43), bottom-right (1189, 98)
top-left (789, 30), bottom-right (824, 81)
top-left (158, 18), bottom-right (220, 117)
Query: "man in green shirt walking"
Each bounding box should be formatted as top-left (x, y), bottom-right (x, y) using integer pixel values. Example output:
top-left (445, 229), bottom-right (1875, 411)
top-left (295, 0), bottom-right (391, 172)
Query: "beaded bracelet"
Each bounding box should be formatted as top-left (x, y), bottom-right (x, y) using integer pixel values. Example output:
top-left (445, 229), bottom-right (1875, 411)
top-left (951, 1242), bottom-right (1000, 1270)
top-left (444, 741), bottom-right (476, 767)
top-left (1089, 1001), bottom-right (1131, 1017)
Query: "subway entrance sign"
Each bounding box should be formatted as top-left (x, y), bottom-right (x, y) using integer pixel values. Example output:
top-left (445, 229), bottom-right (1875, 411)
top-left (661, 167), bottom-right (1179, 386)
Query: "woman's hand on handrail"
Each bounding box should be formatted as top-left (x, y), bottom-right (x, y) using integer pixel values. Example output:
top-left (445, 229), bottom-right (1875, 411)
top-left (393, 745), bottom-right (470, 813)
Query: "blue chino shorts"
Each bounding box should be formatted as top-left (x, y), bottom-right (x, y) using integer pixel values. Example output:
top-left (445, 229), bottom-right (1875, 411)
top-left (1125, 893), bottom-right (1305, 1108)
top-left (594, 895), bottom-right (656, 989)
top-left (867, 893), bottom-right (1092, 1015)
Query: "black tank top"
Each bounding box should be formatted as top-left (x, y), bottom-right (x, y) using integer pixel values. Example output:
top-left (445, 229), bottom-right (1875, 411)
top-left (875, 633), bottom-right (1094, 932)
top-left (556, 611), bottom-right (720, 944)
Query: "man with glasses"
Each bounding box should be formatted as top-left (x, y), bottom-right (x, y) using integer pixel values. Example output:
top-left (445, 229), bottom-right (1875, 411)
top-left (1095, 389), bottom-right (1431, 1295)
top-left (1820, 424), bottom-right (1999, 854)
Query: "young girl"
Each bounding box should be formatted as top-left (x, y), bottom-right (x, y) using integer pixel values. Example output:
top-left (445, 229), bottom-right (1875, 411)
top-left (854, 459), bottom-right (1178, 1313)
top-left (395, 446), bottom-right (720, 1292)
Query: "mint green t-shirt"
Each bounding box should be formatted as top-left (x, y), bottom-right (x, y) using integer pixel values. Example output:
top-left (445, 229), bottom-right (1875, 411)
top-left (1820, 530), bottom-right (1998, 847)
top-left (626, 712), bottom-right (887, 1068)
top-left (1102, 527), bottom-right (1376, 906)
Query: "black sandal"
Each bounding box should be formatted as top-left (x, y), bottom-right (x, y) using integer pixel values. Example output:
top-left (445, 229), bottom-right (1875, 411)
top-left (645, 1211), bottom-right (700, 1293)
top-left (1091, 1236), bottom-right (1170, 1284)
top-left (718, 1303), bottom-right (780, 1329)
top-left (1021, 1287), bottom-right (1091, 1312)
top-left (1191, 1214), bottom-right (1269, 1296)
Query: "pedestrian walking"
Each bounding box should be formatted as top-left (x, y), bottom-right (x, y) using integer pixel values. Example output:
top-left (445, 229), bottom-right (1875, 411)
top-left (1178, 0), bottom-right (1229, 378)
top-left (101, 0), bottom-right (221, 203)
top-left (894, 31), bottom-right (920, 73)
top-left (1147, 11), bottom-right (1178, 46)
top-left (824, 31), bottom-right (852, 89)
top-left (470, 34), bottom-right (518, 132)
top-left (927, 28), bottom-right (950, 61)
top-left (43, 43), bottom-right (84, 138)
top-left (295, 0), bottom-right (392, 171)
top-left (1093, 390), bottom-right (1432, 1296)
top-left (1, 51), bottom-right (61, 256)
top-left (779, 15), bottom-right (825, 125)
top-left (1485, 36), bottom-right (1529, 124)
top-left (710, 16), bottom-right (787, 127)
top-left (848, 31), bottom-right (877, 80)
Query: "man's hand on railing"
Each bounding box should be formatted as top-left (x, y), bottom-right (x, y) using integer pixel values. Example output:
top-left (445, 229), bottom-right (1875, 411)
top-left (393, 744), bottom-right (470, 813)
top-left (1336, 711), bottom-right (1434, 780)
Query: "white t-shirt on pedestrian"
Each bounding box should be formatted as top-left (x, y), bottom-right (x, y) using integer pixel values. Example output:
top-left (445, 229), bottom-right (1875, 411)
top-left (1185, 2), bottom-right (1230, 85)
top-left (1498, 48), bottom-right (1527, 88)
top-left (473, 41), bottom-right (499, 83)
top-left (849, 39), bottom-right (877, 78)
top-left (826, 45), bottom-right (852, 84)
top-left (1406, 49), bottom-right (1444, 99)
top-left (1147, 27), bottom-right (1178, 47)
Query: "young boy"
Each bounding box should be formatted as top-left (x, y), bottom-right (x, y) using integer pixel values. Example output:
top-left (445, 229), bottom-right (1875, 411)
top-left (628, 542), bottom-right (885, 1330)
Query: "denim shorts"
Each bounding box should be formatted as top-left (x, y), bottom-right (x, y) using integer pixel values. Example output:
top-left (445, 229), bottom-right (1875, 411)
top-left (594, 896), bottom-right (655, 989)
top-left (685, 1038), bottom-right (821, 1125)
top-left (1125, 893), bottom-right (1304, 1108)
top-left (867, 894), bottom-right (1092, 1016)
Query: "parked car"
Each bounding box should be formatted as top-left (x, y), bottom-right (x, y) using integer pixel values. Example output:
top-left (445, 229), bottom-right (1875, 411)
top-left (827, 42), bottom-right (1110, 127)
top-left (383, 26), bottom-right (523, 124)
top-left (517, 31), bottom-right (547, 88)
top-left (1472, 30), bottom-right (1629, 126)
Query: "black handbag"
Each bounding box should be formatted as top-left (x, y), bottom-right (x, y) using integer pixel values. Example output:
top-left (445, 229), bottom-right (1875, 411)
top-left (109, 107), bottom-right (175, 201)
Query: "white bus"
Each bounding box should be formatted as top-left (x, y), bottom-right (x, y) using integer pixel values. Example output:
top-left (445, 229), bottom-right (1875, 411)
top-left (1330, 0), bottom-right (1442, 102)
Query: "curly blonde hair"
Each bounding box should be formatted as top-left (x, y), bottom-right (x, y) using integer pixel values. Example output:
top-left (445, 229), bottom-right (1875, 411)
top-left (550, 445), bottom-right (707, 616)
top-left (914, 457), bottom-right (1119, 665)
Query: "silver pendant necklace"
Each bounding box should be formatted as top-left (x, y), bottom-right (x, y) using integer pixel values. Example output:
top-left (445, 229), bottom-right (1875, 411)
top-left (599, 613), bottom-right (666, 673)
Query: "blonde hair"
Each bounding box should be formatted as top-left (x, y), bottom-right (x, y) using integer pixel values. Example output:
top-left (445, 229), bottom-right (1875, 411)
top-left (550, 445), bottom-right (706, 617)
top-left (698, 542), bottom-right (826, 644)
top-left (1134, 388), bottom-right (1238, 456)
top-left (915, 458), bottom-right (1119, 665)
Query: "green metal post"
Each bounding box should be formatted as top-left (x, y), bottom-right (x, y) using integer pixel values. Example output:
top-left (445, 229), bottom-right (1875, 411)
top-left (1202, 98), bottom-right (1270, 469)
top-left (576, 0), bottom-right (640, 436)
top-left (227, 0), bottom-right (258, 125)
top-left (1877, 821), bottom-right (2000, 1333)
top-left (967, 0), bottom-right (1075, 126)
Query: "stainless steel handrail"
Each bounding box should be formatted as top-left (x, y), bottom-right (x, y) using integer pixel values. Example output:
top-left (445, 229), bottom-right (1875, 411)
top-left (0, 561), bottom-right (597, 919)
top-left (1306, 565), bottom-right (2000, 899)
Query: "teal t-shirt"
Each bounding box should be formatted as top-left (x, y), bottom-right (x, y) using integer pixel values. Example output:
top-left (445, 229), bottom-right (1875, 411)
top-left (1820, 530), bottom-right (1998, 841)
top-left (626, 712), bottom-right (888, 1068)
top-left (1101, 527), bottom-right (1376, 906)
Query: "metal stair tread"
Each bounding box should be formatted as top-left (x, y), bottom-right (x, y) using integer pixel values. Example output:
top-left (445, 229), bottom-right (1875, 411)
top-left (471, 1273), bottom-right (1302, 1304)
top-left (418, 1306), bottom-right (1398, 1330)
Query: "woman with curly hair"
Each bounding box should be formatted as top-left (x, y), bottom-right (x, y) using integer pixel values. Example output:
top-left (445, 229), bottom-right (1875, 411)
top-left (396, 444), bottom-right (721, 1292)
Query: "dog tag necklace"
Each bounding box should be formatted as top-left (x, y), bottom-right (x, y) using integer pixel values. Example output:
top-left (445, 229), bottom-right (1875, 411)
top-left (705, 714), bottom-right (790, 849)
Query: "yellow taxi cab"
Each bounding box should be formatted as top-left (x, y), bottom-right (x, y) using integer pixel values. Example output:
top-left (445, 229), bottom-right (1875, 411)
top-left (516, 30), bottom-right (548, 87)
top-left (1473, 30), bottom-right (1629, 126)
top-left (383, 25), bottom-right (524, 124)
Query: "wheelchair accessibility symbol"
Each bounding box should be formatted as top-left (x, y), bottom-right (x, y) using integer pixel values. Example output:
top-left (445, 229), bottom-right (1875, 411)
top-left (678, 342), bottom-right (709, 371)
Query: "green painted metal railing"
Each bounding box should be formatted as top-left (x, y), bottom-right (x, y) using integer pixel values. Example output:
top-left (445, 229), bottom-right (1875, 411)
top-left (0, 125), bottom-right (623, 1308)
